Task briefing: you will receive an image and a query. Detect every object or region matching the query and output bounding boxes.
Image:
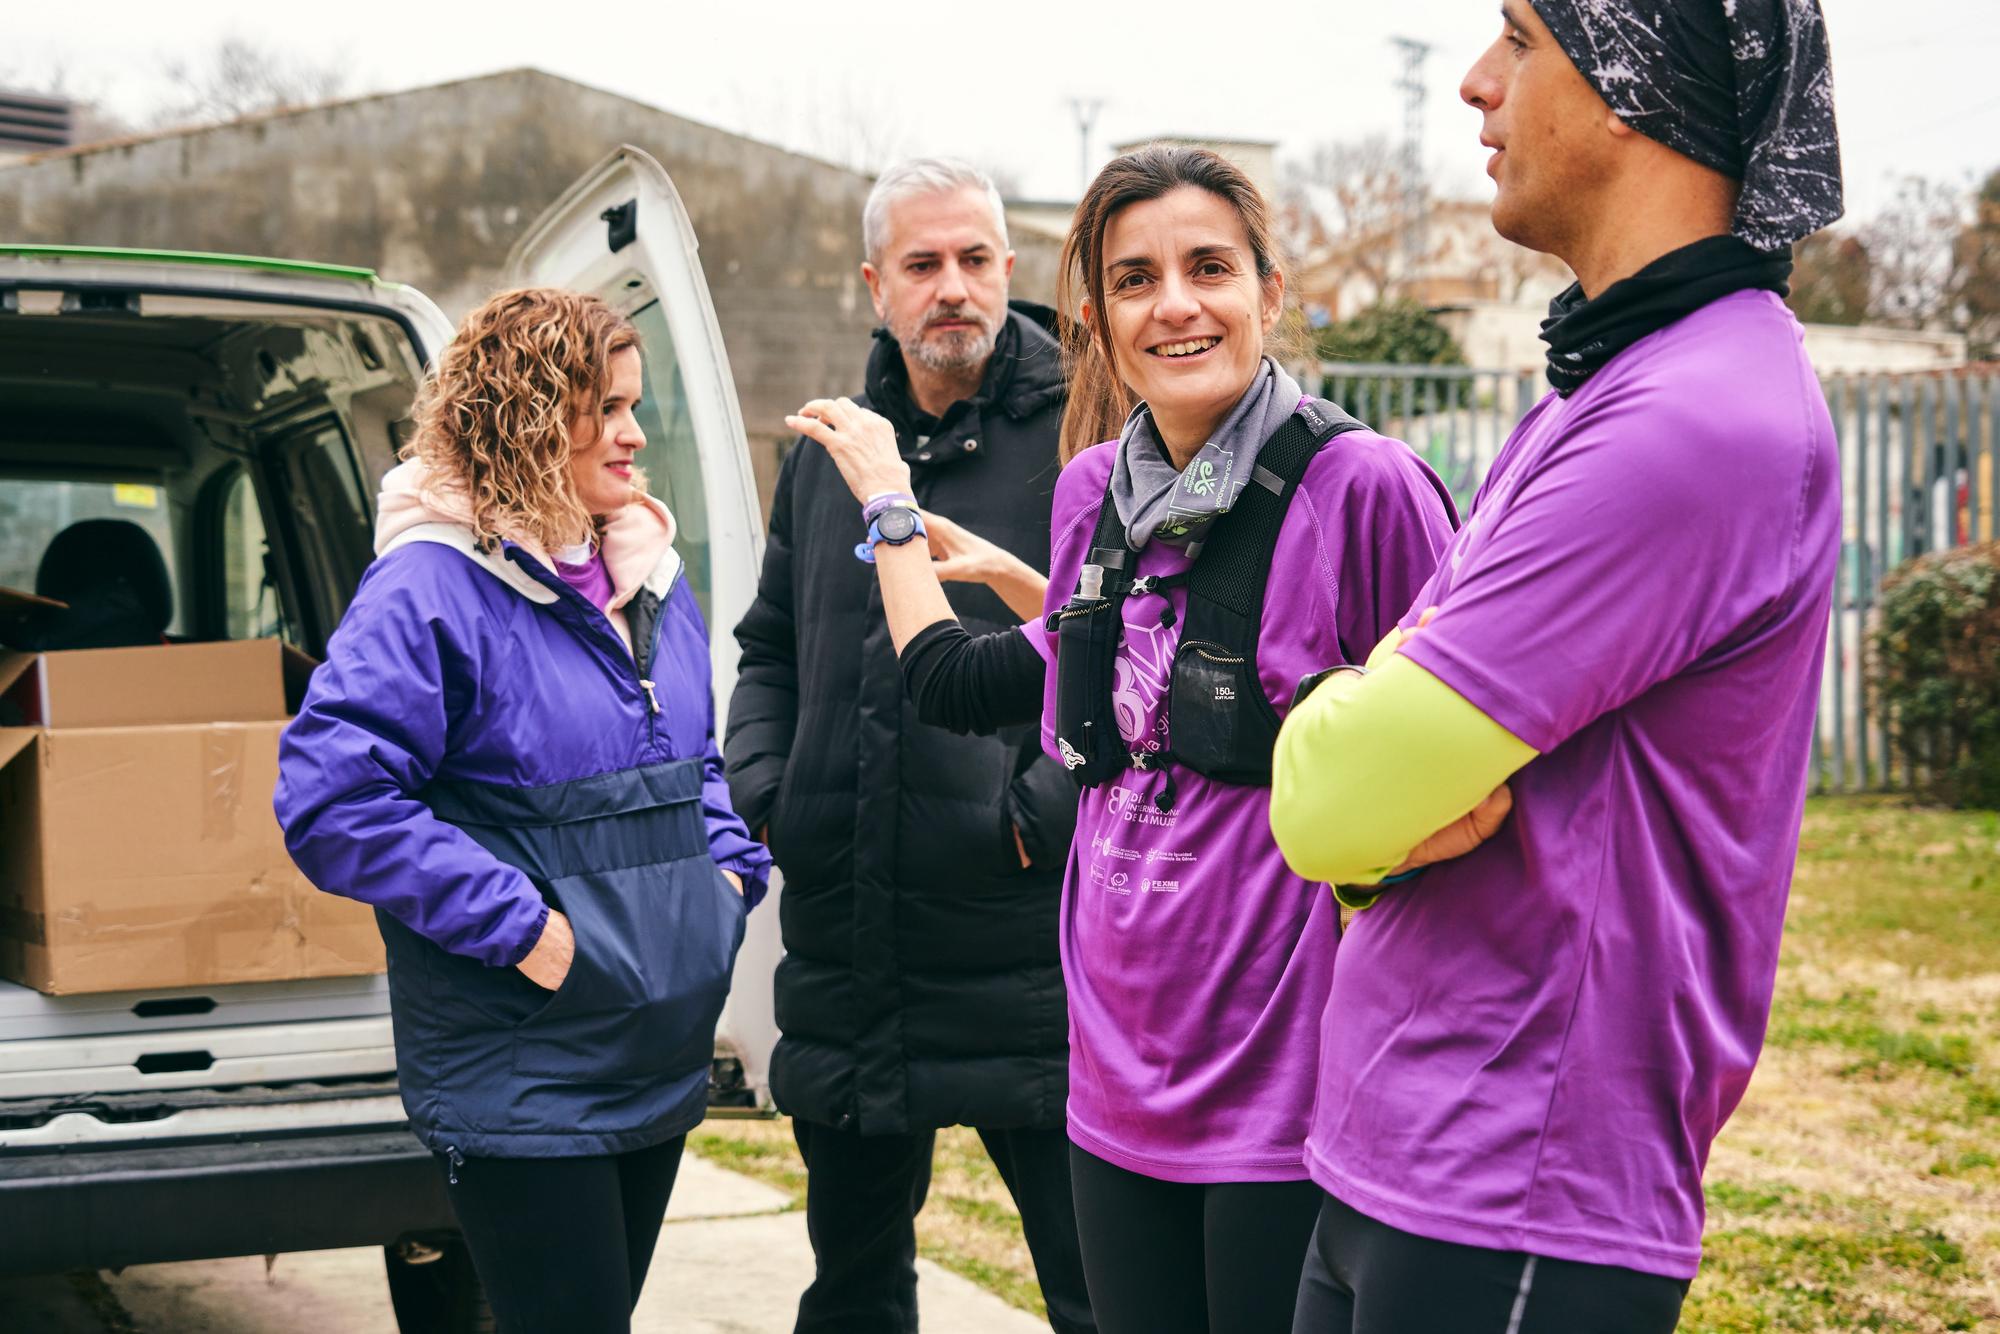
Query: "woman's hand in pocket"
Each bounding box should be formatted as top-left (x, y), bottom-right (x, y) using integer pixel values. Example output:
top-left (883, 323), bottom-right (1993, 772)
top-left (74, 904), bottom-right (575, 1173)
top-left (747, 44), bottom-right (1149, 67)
top-left (517, 909), bottom-right (575, 991)
top-left (722, 869), bottom-right (745, 896)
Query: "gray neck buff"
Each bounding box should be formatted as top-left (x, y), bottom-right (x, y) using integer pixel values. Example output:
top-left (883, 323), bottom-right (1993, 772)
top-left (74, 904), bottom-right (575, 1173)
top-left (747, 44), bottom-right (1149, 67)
top-left (1109, 357), bottom-right (1303, 555)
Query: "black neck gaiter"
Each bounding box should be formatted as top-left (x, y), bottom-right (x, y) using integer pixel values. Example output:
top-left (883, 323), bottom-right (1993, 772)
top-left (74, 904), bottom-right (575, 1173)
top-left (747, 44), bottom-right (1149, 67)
top-left (1539, 236), bottom-right (1793, 396)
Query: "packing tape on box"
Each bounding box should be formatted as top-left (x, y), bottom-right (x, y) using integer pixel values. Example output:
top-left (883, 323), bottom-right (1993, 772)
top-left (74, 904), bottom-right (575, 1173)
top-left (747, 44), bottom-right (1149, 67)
top-left (6, 880), bottom-right (382, 987)
top-left (203, 726), bottom-right (247, 841)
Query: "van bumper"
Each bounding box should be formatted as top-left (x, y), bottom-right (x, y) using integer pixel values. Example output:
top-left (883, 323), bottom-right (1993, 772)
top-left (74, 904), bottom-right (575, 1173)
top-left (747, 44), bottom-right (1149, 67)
top-left (0, 1128), bottom-right (456, 1276)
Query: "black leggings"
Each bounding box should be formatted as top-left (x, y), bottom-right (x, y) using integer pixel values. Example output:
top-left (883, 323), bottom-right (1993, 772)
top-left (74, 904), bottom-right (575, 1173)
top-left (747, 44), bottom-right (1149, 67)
top-left (441, 1134), bottom-right (686, 1333)
top-left (1069, 1144), bottom-right (1322, 1334)
top-left (1291, 1192), bottom-right (1689, 1334)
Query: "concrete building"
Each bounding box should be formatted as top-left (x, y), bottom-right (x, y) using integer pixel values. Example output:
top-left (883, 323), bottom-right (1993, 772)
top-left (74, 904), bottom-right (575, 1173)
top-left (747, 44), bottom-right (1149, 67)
top-left (0, 69), bottom-right (1064, 506)
top-left (1006, 198), bottom-right (1077, 245)
top-left (1293, 198), bottom-right (1574, 327)
top-left (0, 90), bottom-right (74, 161)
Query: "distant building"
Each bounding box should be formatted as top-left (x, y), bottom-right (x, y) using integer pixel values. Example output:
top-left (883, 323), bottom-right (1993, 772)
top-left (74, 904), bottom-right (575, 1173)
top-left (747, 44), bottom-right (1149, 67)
top-left (1292, 198), bottom-right (1572, 328)
top-left (0, 90), bottom-right (73, 161)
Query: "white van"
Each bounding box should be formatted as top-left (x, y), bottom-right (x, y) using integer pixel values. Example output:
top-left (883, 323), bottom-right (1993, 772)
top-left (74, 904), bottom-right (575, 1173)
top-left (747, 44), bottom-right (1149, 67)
top-left (0, 146), bottom-right (783, 1330)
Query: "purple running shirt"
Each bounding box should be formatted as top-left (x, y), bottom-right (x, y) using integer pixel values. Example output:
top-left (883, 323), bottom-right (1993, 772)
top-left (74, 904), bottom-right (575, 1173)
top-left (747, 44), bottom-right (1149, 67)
top-left (1307, 290), bottom-right (1841, 1278)
top-left (1023, 426), bottom-right (1453, 1181)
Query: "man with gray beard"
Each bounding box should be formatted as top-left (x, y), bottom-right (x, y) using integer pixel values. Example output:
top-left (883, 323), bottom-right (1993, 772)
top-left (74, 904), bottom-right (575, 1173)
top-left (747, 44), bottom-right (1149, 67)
top-left (727, 159), bottom-right (1091, 1334)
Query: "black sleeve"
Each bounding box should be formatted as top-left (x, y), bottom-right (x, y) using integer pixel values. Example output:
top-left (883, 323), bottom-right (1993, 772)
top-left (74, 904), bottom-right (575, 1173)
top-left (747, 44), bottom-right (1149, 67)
top-left (898, 619), bottom-right (1046, 737)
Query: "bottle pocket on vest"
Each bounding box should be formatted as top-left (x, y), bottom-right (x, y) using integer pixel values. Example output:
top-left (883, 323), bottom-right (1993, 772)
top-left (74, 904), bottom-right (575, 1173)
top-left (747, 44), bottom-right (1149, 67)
top-left (1050, 399), bottom-right (1367, 808)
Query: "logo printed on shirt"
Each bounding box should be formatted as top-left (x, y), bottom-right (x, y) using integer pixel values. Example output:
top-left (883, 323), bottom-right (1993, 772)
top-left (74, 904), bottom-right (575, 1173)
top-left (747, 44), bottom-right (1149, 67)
top-left (1113, 620), bottom-right (1176, 746)
top-left (1105, 783), bottom-right (1177, 829)
top-left (1090, 832), bottom-right (1144, 861)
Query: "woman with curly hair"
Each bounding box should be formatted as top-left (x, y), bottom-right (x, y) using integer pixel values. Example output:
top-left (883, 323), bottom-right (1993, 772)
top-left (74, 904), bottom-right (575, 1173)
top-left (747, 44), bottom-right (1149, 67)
top-left (276, 288), bottom-right (768, 1331)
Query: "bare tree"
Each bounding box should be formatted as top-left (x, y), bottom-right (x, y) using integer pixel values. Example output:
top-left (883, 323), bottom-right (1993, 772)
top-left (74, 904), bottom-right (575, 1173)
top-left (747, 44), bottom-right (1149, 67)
top-left (1956, 168), bottom-right (2000, 360)
top-left (730, 75), bottom-right (912, 177)
top-left (148, 37), bottom-right (355, 131)
top-left (1863, 174), bottom-right (1970, 331)
top-left (1456, 218), bottom-right (1572, 305)
top-left (1789, 229), bottom-right (1874, 326)
top-left (1280, 135), bottom-right (1424, 314)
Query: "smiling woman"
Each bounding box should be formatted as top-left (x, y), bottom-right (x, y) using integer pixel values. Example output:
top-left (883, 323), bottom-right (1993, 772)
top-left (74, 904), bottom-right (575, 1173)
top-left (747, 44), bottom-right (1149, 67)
top-left (1057, 148), bottom-right (1297, 464)
top-left (1031, 147), bottom-right (1456, 1334)
top-left (1089, 192), bottom-right (1281, 468)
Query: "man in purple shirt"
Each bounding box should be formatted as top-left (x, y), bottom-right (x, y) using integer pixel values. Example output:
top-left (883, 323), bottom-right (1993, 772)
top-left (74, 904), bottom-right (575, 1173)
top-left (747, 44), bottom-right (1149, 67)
top-left (1271, 2), bottom-right (1845, 1329)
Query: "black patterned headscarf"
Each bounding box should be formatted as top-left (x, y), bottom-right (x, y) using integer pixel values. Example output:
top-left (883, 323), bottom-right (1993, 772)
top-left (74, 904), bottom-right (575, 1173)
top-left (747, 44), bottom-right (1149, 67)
top-left (1527, 0), bottom-right (1844, 250)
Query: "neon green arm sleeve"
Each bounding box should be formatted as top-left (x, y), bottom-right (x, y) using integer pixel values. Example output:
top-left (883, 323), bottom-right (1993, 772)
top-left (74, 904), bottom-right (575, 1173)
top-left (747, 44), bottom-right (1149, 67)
top-left (1270, 652), bottom-right (1539, 891)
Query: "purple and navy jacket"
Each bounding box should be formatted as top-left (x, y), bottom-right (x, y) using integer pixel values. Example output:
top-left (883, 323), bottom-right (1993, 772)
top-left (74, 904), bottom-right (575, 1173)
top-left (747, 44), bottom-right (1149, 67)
top-left (276, 473), bottom-right (768, 1158)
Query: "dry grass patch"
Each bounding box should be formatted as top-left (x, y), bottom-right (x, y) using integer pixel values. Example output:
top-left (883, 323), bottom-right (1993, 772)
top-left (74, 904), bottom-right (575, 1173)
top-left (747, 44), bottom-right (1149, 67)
top-left (687, 1119), bottom-right (1052, 1319)
top-left (1683, 798), bottom-right (2000, 1332)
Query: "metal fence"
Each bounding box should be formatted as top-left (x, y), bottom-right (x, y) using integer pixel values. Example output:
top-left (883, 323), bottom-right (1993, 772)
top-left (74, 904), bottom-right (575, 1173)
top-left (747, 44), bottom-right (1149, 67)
top-left (1310, 364), bottom-right (1541, 512)
top-left (1310, 361), bottom-right (2000, 796)
top-left (1812, 370), bottom-right (1997, 793)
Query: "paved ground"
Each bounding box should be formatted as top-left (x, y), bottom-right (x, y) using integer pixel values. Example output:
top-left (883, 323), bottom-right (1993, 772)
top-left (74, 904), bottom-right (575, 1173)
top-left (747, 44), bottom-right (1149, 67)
top-left (0, 1156), bottom-right (1046, 1332)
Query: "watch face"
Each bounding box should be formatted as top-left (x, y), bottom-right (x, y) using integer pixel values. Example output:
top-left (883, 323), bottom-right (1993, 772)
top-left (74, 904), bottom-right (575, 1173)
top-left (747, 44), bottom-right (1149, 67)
top-left (876, 507), bottom-right (919, 543)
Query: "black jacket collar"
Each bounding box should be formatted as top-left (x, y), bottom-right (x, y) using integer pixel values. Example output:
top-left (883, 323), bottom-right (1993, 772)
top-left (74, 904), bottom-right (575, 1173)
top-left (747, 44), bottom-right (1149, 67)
top-left (864, 302), bottom-right (1065, 436)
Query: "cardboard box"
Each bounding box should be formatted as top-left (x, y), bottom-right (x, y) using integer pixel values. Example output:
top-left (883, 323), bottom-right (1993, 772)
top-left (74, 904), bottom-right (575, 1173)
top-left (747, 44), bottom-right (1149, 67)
top-left (0, 640), bottom-right (384, 995)
top-left (0, 638), bottom-right (317, 729)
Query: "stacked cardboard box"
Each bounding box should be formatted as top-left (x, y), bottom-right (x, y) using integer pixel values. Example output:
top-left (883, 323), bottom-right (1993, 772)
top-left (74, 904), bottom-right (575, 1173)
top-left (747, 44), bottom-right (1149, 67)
top-left (0, 639), bottom-right (385, 994)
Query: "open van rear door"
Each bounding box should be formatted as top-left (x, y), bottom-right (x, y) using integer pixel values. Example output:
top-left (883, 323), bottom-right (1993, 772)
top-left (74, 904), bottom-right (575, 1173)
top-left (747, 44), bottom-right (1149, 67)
top-left (506, 146), bottom-right (764, 653)
top-left (507, 146), bottom-right (778, 1111)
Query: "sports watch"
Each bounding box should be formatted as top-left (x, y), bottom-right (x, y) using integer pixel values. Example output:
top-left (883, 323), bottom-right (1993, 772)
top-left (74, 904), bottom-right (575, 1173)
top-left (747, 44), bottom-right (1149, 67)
top-left (854, 504), bottom-right (927, 564)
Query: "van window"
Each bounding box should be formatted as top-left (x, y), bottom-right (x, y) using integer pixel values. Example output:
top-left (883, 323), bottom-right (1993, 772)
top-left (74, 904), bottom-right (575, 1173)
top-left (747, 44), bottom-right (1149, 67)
top-left (217, 469), bottom-right (284, 642)
top-left (262, 420), bottom-right (375, 649)
top-left (0, 480), bottom-right (182, 635)
top-left (628, 301), bottom-right (712, 622)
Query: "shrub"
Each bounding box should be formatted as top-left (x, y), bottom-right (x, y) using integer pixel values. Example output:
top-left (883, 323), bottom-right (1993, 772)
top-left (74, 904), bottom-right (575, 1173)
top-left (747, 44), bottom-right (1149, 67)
top-left (1870, 541), bottom-right (2000, 808)
top-left (1314, 301), bottom-right (1469, 418)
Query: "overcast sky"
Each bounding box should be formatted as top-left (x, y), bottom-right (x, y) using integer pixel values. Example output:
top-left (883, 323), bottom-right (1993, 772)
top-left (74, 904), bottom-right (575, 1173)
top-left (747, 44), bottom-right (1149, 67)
top-left (12, 0), bottom-right (1999, 227)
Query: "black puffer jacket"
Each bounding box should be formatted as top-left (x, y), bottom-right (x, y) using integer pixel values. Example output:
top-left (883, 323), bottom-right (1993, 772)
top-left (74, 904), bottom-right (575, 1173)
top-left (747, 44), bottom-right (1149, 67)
top-left (726, 304), bottom-right (1074, 1135)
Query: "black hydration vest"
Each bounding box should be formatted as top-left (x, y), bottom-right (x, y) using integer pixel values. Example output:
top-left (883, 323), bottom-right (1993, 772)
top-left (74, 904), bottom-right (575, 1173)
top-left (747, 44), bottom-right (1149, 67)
top-left (1049, 399), bottom-right (1366, 811)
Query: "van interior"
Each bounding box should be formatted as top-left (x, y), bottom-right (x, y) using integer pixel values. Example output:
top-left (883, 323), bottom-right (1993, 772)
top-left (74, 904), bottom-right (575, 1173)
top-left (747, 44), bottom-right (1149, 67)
top-left (0, 286), bottom-right (721, 667)
top-left (0, 292), bottom-right (425, 663)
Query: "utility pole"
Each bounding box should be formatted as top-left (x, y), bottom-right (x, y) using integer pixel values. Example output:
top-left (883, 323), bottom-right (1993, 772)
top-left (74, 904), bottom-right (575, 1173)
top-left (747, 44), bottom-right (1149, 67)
top-left (1068, 97), bottom-right (1104, 197)
top-left (1389, 37), bottom-right (1432, 295)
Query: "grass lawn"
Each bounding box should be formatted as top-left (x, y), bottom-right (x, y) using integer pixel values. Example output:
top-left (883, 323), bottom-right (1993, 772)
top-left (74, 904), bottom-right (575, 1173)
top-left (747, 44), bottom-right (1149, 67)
top-left (693, 796), bottom-right (2000, 1331)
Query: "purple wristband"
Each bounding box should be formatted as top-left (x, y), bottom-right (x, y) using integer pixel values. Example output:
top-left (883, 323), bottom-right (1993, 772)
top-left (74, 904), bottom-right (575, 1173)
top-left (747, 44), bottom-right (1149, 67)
top-left (862, 493), bottom-right (917, 526)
